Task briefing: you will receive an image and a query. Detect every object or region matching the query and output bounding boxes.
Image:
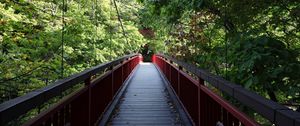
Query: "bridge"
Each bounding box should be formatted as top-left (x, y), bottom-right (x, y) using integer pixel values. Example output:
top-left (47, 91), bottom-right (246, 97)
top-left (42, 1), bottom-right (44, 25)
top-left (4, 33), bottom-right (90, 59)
top-left (0, 54), bottom-right (300, 126)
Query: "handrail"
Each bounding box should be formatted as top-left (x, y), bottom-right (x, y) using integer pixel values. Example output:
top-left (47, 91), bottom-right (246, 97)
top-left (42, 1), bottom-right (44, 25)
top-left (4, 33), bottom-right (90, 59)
top-left (154, 54), bottom-right (300, 126)
top-left (0, 53), bottom-right (140, 125)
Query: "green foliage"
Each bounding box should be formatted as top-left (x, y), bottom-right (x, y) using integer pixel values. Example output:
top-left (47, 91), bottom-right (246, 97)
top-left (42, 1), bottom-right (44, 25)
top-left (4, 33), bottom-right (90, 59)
top-left (229, 35), bottom-right (300, 102)
top-left (0, 0), bottom-right (146, 103)
top-left (138, 0), bottom-right (300, 109)
top-left (0, 0), bottom-right (299, 124)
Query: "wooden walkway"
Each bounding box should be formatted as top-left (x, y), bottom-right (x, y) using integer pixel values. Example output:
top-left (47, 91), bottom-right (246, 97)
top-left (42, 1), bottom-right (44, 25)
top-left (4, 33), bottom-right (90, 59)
top-left (107, 63), bottom-right (190, 126)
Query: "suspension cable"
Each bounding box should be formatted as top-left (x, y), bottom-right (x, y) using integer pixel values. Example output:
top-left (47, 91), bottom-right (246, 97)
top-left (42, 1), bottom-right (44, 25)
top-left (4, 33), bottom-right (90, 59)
top-left (61, 0), bottom-right (66, 78)
top-left (94, 0), bottom-right (98, 65)
top-left (225, 0), bottom-right (228, 80)
top-left (112, 0), bottom-right (132, 53)
top-left (109, 0), bottom-right (113, 60)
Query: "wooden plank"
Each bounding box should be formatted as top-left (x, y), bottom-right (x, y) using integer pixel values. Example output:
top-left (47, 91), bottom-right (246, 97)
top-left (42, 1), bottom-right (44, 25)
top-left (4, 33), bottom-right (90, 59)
top-left (107, 63), bottom-right (192, 126)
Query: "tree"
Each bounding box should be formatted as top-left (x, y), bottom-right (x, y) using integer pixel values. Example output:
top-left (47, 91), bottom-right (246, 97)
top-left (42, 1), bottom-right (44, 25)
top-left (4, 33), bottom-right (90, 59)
top-left (0, 0), bottom-right (147, 103)
top-left (137, 0), bottom-right (300, 104)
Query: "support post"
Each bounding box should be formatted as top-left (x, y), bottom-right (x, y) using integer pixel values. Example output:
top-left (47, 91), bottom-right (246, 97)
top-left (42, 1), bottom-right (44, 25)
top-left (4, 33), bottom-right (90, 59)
top-left (84, 77), bottom-right (92, 126)
top-left (178, 66), bottom-right (183, 97)
top-left (198, 77), bottom-right (204, 126)
top-left (121, 61), bottom-right (124, 83)
top-left (110, 66), bottom-right (114, 98)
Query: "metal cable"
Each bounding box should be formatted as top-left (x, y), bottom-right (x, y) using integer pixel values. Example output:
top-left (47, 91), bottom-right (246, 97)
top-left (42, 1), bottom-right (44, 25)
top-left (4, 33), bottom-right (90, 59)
top-left (112, 0), bottom-right (132, 53)
top-left (109, 0), bottom-right (113, 60)
top-left (94, 0), bottom-right (98, 65)
top-left (225, 0), bottom-right (228, 80)
top-left (61, 0), bottom-right (66, 78)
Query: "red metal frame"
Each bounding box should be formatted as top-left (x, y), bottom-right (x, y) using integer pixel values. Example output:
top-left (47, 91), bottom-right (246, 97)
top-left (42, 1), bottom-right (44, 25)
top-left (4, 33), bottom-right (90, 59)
top-left (23, 55), bottom-right (142, 126)
top-left (153, 54), bottom-right (259, 126)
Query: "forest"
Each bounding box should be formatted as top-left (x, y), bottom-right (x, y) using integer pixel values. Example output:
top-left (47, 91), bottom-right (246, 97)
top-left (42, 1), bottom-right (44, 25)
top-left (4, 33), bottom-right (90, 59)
top-left (0, 0), bottom-right (299, 125)
top-left (138, 0), bottom-right (300, 104)
top-left (0, 0), bottom-right (149, 103)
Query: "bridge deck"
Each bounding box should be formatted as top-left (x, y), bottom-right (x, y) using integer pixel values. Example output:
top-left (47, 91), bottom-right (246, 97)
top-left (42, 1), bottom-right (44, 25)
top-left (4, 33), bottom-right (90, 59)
top-left (107, 63), bottom-right (189, 126)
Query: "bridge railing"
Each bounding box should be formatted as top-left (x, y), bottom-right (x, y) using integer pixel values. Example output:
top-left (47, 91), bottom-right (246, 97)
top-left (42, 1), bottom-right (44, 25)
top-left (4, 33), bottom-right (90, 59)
top-left (153, 54), bottom-right (300, 126)
top-left (0, 54), bottom-right (142, 126)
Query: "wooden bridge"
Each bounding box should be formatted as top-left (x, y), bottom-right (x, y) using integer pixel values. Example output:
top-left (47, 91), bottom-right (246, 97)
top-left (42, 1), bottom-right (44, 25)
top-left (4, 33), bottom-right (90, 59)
top-left (0, 54), bottom-right (300, 126)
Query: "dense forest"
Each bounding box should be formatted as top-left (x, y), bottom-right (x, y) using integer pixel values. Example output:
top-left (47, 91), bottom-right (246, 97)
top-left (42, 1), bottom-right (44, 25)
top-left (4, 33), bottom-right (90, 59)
top-left (137, 0), bottom-right (300, 104)
top-left (0, 0), bottom-right (150, 103)
top-left (0, 0), bottom-right (299, 125)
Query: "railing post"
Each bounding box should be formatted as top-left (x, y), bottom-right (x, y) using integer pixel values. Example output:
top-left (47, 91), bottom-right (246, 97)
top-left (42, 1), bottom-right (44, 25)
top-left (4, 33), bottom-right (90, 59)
top-left (178, 66), bottom-right (183, 97)
top-left (131, 56), bottom-right (132, 70)
top-left (164, 58), bottom-right (167, 75)
top-left (128, 58), bottom-right (131, 76)
top-left (84, 77), bottom-right (92, 126)
top-left (169, 61), bottom-right (173, 82)
top-left (129, 58), bottom-right (132, 71)
top-left (110, 66), bottom-right (114, 98)
top-left (198, 77), bottom-right (204, 126)
top-left (125, 58), bottom-right (128, 78)
top-left (121, 61), bottom-right (124, 83)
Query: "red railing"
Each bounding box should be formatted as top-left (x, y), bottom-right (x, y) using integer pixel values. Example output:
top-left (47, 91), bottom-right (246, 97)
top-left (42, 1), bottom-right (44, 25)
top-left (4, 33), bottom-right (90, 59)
top-left (153, 54), bottom-right (259, 126)
top-left (0, 54), bottom-right (142, 126)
